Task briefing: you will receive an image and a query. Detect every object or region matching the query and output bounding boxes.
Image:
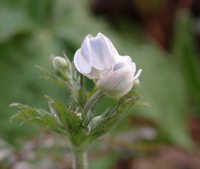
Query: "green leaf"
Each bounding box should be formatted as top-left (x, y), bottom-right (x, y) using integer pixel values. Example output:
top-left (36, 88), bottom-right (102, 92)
top-left (46, 97), bottom-right (88, 147)
top-left (10, 103), bottom-right (65, 135)
top-left (46, 97), bottom-right (83, 137)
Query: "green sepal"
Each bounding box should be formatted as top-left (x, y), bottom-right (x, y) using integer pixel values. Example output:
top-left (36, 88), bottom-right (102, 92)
top-left (82, 90), bottom-right (104, 125)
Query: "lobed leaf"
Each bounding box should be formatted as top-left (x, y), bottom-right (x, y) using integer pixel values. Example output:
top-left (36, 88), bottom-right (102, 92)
top-left (46, 97), bottom-right (82, 134)
top-left (10, 103), bottom-right (65, 135)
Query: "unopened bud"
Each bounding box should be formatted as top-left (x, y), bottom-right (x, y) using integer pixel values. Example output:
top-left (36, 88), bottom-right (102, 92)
top-left (52, 56), bottom-right (68, 70)
top-left (133, 79), bottom-right (140, 88)
top-left (52, 56), bottom-right (71, 78)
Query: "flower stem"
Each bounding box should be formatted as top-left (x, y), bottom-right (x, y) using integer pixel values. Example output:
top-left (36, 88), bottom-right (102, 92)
top-left (73, 149), bottom-right (87, 169)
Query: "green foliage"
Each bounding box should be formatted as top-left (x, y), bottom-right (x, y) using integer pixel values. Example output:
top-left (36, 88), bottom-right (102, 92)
top-left (10, 103), bottom-right (64, 134)
top-left (35, 65), bottom-right (79, 102)
top-left (10, 60), bottom-right (141, 149)
top-left (87, 92), bottom-right (142, 140)
top-left (173, 11), bottom-right (200, 114)
top-left (48, 97), bottom-right (81, 133)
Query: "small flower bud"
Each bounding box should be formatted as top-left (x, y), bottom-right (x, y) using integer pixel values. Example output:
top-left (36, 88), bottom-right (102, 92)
top-left (52, 56), bottom-right (68, 70)
top-left (52, 56), bottom-right (71, 78)
top-left (133, 79), bottom-right (140, 88)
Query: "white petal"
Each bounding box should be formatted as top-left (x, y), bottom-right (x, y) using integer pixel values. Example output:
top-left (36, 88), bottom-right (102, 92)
top-left (96, 64), bottom-right (134, 98)
top-left (89, 33), bottom-right (117, 70)
top-left (85, 67), bottom-right (101, 79)
top-left (130, 62), bottom-right (136, 76)
top-left (74, 49), bottom-right (91, 74)
top-left (112, 62), bottom-right (127, 71)
top-left (81, 36), bottom-right (92, 64)
top-left (133, 69), bottom-right (142, 80)
top-left (98, 33), bottom-right (119, 58)
top-left (114, 55), bottom-right (132, 65)
top-left (123, 55), bottom-right (132, 63)
top-left (113, 57), bottom-right (136, 76)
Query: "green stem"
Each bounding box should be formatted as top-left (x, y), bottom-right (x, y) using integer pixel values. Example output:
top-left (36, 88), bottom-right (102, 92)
top-left (80, 74), bottom-right (85, 88)
top-left (73, 149), bottom-right (87, 169)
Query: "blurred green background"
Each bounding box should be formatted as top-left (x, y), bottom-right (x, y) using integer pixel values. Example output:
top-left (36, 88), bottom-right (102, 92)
top-left (0, 0), bottom-right (200, 168)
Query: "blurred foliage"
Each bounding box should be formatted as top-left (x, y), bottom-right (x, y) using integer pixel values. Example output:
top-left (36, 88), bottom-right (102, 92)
top-left (0, 0), bottom-right (199, 160)
top-left (173, 11), bottom-right (200, 114)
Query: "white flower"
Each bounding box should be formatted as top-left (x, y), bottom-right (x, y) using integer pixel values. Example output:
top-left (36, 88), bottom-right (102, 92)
top-left (74, 33), bottom-right (142, 98)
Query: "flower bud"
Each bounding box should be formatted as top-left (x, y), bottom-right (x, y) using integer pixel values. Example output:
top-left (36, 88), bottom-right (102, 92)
top-left (52, 56), bottom-right (71, 78)
top-left (133, 79), bottom-right (140, 88)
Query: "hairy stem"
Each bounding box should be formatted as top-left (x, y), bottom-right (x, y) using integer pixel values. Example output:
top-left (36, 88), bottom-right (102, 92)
top-left (73, 149), bottom-right (87, 169)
